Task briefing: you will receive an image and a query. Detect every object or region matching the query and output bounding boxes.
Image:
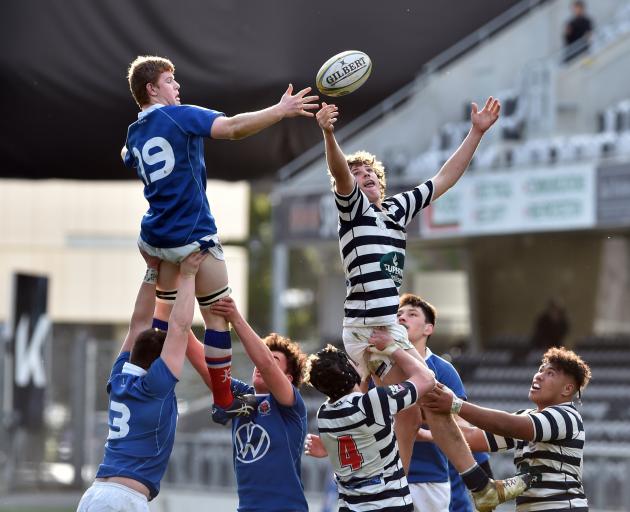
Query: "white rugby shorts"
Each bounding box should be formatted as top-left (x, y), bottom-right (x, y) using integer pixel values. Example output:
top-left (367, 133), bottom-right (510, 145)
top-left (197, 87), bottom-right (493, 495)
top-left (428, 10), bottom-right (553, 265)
top-left (343, 323), bottom-right (413, 380)
top-left (408, 481), bottom-right (451, 512)
top-left (138, 233), bottom-right (225, 264)
top-left (77, 481), bottom-right (149, 512)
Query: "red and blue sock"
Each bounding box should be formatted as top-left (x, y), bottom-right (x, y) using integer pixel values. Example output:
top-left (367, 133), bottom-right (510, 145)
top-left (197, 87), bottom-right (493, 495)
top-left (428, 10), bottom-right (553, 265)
top-left (204, 329), bottom-right (233, 408)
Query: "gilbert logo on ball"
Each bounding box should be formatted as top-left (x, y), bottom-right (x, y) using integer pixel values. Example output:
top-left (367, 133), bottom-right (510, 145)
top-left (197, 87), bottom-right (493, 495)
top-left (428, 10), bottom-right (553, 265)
top-left (316, 50), bottom-right (372, 97)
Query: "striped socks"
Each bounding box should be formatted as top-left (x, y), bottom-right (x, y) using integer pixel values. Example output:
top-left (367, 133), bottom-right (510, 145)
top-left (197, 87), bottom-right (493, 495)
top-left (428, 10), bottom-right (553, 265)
top-left (204, 329), bottom-right (233, 408)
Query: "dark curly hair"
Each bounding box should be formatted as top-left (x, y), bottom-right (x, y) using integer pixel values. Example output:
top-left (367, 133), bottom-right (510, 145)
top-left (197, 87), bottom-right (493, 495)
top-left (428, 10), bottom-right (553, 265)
top-left (307, 345), bottom-right (361, 401)
top-left (264, 333), bottom-right (308, 387)
top-left (542, 346), bottom-right (592, 395)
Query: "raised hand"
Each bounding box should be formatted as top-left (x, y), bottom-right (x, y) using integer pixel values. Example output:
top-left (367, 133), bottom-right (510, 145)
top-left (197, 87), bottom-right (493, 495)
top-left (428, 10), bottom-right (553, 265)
top-left (180, 250), bottom-right (208, 277)
top-left (367, 326), bottom-right (395, 352)
top-left (139, 248), bottom-right (161, 270)
top-left (279, 84), bottom-right (319, 118)
top-left (304, 433), bottom-right (328, 458)
top-left (419, 382), bottom-right (454, 413)
top-left (209, 296), bottom-right (239, 323)
top-left (316, 102), bottom-right (338, 132)
top-left (471, 96), bottom-right (501, 133)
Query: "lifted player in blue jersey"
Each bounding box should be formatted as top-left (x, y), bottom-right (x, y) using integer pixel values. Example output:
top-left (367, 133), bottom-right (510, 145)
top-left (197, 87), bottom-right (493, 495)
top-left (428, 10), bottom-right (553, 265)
top-left (122, 56), bottom-right (318, 425)
top-left (77, 249), bottom-right (207, 511)
top-left (208, 297), bottom-right (309, 512)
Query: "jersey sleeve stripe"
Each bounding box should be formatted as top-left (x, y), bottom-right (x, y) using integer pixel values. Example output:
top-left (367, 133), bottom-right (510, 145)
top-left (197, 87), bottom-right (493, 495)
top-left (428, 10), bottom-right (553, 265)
top-left (531, 413), bottom-right (545, 442)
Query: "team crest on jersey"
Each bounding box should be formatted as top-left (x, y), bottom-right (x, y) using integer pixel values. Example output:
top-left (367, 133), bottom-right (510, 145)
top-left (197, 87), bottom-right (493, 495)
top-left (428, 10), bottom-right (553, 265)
top-left (386, 384), bottom-right (406, 398)
top-left (380, 252), bottom-right (405, 287)
top-left (258, 399), bottom-right (271, 416)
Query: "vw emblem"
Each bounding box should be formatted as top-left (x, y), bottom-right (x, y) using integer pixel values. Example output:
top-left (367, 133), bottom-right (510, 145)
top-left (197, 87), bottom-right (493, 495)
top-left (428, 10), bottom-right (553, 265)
top-left (234, 423), bottom-right (271, 463)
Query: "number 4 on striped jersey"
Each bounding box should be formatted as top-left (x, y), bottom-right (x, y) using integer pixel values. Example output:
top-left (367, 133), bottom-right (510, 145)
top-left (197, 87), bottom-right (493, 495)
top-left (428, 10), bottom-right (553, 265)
top-left (338, 434), bottom-right (364, 470)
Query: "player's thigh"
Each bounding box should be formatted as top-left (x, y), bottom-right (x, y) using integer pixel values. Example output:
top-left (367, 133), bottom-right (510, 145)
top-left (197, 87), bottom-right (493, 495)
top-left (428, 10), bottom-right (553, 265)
top-left (409, 481), bottom-right (450, 512)
top-left (195, 252), bottom-right (229, 296)
top-left (157, 260), bottom-right (180, 291)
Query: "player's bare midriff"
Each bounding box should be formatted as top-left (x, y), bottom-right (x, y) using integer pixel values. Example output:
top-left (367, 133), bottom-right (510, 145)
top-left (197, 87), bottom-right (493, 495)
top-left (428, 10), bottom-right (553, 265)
top-left (95, 476), bottom-right (150, 499)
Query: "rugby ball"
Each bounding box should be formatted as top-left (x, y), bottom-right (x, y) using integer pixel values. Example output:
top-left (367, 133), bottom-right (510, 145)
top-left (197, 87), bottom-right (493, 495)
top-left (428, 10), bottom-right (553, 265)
top-left (316, 50), bottom-right (372, 97)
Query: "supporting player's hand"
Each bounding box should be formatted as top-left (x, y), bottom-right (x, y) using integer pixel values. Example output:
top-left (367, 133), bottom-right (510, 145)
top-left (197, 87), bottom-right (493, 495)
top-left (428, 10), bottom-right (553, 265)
top-left (367, 326), bottom-right (396, 354)
top-left (419, 382), bottom-right (455, 414)
top-left (471, 96), bottom-right (501, 134)
top-left (304, 433), bottom-right (328, 458)
top-left (210, 297), bottom-right (239, 323)
top-left (180, 250), bottom-right (208, 277)
top-left (139, 248), bottom-right (161, 270)
top-left (279, 84), bottom-right (319, 118)
top-left (316, 102), bottom-right (338, 133)
top-left (415, 426), bottom-right (434, 442)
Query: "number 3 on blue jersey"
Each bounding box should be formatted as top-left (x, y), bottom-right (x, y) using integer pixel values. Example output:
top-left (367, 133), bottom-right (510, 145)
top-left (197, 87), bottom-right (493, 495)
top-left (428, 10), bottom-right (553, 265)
top-left (132, 137), bottom-right (175, 185)
top-left (108, 401), bottom-right (131, 439)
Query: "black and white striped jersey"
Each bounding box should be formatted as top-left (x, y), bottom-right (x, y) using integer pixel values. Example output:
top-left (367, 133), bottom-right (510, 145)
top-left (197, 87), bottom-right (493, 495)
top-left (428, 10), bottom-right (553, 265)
top-left (317, 381), bottom-right (419, 512)
top-left (335, 180), bottom-right (434, 327)
top-left (485, 402), bottom-right (588, 512)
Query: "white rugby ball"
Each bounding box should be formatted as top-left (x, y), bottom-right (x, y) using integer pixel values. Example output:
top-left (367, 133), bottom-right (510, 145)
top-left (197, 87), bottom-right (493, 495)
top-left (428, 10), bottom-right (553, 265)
top-left (316, 50), bottom-right (372, 97)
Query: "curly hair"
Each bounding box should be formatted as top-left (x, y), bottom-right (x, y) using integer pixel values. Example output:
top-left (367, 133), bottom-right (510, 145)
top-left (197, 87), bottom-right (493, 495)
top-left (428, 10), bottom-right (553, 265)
top-left (542, 346), bottom-right (591, 393)
top-left (127, 55), bottom-right (175, 108)
top-left (263, 333), bottom-right (308, 387)
top-left (306, 345), bottom-right (361, 402)
top-left (326, 150), bottom-right (387, 202)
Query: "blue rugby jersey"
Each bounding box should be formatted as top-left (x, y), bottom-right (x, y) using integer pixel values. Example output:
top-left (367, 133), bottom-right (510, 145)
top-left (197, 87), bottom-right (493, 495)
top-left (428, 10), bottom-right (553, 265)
top-left (96, 352), bottom-right (178, 499)
top-left (123, 104), bottom-right (223, 248)
top-left (230, 379), bottom-right (308, 512)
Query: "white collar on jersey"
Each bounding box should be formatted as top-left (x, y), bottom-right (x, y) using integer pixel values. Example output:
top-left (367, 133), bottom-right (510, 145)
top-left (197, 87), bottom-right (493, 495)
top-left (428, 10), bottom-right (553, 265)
top-left (138, 103), bottom-right (165, 119)
top-left (122, 362), bottom-right (147, 377)
top-left (425, 347), bottom-right (434, 359)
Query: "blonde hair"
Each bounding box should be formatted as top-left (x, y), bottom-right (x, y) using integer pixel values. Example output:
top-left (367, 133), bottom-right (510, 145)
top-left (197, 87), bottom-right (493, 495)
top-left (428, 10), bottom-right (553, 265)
top-left (127, 55), bottom-right (175, 108)
top-left (327, 150), bottom-right (387, 202)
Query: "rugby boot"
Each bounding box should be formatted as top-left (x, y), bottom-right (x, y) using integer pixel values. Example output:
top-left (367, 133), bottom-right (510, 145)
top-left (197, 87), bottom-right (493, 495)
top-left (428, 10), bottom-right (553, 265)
top-left (471, 473), bottom-right (533, 512)
top-left (211, 393), bottom-right (258, 425)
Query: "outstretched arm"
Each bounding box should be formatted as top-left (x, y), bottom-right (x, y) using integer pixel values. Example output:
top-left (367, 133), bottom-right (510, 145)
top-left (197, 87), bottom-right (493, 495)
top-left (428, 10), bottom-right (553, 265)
top-left (186, 330), bottom-right (214, 391)
top-left (211, 297), bottom-right (296, 406)
top-left (210, 84), bottom-right (318, 140)
top-left (160, 251), bottom-right (208, 378)
top-left (431, 97), bottom-right (500, 200)
top-left (119, 250), bottom-right (161, 354)
top-left (414, 421), bottom-right (490, 452)
top-left (420, 383), bottom-right (534, 441)
top-left (316, 102), bottom-right (354, 195)
top-left (368, 328), bottom-right (436, 396)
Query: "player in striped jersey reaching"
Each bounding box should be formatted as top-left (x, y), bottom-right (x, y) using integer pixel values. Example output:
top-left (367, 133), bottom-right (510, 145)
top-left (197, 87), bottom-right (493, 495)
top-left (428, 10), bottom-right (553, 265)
top-left (307, 330), bottom-right (436, 511)
top-left (315, 99), bottom-right (531, 510)
top-left (421, 346), bottom-right (591, 511)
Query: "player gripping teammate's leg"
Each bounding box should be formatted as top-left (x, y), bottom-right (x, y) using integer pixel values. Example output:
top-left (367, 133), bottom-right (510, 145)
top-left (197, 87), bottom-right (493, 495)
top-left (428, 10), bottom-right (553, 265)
top-left (367, 338), bottom-right (532, 512)
top-left (151, 245), bottom-right (256, 425)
